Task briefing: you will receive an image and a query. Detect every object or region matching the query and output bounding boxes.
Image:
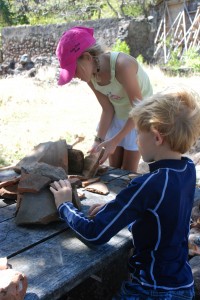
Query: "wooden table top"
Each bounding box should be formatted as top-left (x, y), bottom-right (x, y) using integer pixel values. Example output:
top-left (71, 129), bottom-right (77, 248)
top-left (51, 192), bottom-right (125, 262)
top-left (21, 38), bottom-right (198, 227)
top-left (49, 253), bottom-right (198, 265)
top-left (0, 168), bottom-right (134, 300)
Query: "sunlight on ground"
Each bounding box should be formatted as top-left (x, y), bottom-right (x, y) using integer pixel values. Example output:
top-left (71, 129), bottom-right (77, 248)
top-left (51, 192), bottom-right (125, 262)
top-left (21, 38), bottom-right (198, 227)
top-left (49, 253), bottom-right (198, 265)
top-left (0, 66), bottom-right (199, 166)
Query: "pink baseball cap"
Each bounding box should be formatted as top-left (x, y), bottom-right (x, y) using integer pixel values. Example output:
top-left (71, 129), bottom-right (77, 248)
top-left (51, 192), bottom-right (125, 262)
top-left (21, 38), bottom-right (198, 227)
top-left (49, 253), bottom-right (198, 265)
top-left (56, 26), bottom-right (96, 85)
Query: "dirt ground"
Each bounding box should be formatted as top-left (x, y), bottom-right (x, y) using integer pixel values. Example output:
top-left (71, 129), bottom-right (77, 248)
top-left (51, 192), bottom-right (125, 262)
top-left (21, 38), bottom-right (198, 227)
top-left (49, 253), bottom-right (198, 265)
top-left (0, 65), bottom-right (200, 169)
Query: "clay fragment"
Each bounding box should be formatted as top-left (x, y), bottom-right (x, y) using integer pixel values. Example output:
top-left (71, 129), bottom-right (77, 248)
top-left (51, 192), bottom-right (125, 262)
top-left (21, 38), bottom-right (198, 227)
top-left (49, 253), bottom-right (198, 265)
top-left (85, 182), bottom-right (109, 195)
top-left (82, 177), bottom-right (100, 188)
top-left (83, 148), bottom-right (105, 179)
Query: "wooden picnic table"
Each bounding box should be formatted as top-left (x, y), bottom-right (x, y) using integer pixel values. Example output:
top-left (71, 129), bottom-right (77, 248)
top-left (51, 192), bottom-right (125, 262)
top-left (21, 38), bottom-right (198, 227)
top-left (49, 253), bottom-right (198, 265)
top-left (0, 168), bottom-right (134, 300)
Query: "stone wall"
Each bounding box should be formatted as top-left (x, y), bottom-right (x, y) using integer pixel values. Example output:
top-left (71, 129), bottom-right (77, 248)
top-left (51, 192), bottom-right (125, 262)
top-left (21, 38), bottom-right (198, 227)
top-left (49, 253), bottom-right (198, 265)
top-left (1, 18), bottom-right (155, 64)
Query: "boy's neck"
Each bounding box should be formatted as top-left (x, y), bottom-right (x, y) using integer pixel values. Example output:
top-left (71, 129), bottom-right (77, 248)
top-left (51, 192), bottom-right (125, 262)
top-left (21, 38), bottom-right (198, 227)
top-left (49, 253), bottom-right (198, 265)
top-left (154, 150), bottom-right (182, 162)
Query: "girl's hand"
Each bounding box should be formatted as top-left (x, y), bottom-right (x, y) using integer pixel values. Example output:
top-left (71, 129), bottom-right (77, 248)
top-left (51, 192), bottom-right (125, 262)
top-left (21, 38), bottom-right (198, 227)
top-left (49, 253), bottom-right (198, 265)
top-left (50, 179), bottom-right (72, 208)
top-left (88, 203), bottom-right (106, 218)
top-left (87, 141), bottom-right (101, 154)
top-left (96, 139), bottom-right (118, 164)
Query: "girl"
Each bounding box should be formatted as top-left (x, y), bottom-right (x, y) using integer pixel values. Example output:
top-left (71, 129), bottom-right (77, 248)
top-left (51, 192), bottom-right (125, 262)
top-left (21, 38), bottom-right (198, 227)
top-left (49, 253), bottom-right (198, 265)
top-left (56, 26), bottom-right (153, 172)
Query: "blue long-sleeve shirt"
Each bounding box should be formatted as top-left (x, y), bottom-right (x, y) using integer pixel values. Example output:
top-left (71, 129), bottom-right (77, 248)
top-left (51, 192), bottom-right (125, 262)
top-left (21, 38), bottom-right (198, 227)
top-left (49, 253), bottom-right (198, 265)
top-left (58, 157), bottom-right (195, 290)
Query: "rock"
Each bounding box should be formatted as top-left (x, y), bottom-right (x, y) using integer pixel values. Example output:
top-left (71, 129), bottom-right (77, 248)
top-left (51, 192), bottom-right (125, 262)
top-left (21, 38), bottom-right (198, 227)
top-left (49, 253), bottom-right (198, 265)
top-left (190, 255), bottom-right (200, 299)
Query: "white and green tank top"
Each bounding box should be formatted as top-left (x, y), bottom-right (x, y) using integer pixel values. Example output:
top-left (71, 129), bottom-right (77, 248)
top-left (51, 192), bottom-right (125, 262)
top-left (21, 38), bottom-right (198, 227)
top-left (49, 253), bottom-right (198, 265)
top-left (91, 52), bottom-right (153, 120)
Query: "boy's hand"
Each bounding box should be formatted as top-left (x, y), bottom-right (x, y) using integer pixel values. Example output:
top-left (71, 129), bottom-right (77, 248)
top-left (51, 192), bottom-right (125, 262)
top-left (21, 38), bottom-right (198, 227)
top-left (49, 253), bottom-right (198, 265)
top-left (88, 203), bottom-right (105, 218)
top-left (50, 179), bottom-right (72, 208)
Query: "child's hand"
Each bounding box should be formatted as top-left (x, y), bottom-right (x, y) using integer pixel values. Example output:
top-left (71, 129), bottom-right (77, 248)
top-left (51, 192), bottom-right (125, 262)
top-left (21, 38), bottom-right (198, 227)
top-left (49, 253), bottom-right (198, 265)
top-left (96, 139), bottom-right (117, 164)
top-left (87, 141), bottom-right (100, 154)
top-left (88, 203), bottom-right (105, 218)
top-left (50, 179), bottom-right (72, 208)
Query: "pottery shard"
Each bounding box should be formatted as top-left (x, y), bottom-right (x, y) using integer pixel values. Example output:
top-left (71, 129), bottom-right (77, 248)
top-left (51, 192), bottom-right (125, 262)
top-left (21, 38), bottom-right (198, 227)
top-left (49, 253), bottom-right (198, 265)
top-left (0, 184), bottom-right (18, 200)
top-left (85, 182), bottom-right (109, 195)
top-left (0, 268), bottom-right (28, 300)
top-left (82, 148), bottom-right (105, 179)
top-left (82, 177), bottom-right (100, 188)
top-left (15, 188), bottom-right (59, 225)
top-left (68, 149), bottom-right (84, 174)
top-left (15, 140), bottom-right (68, 173)
top-left (19, 162), bottom-right (67, 181)
top-left (18, 173), bottom-right (51, 193)
top-left (0, 168), bottom-right (21, 188)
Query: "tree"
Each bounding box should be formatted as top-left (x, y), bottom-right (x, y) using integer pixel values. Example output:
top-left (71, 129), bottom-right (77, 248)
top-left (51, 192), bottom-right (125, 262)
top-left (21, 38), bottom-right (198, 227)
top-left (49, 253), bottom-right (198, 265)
top-left (0, 0), bottom-right (158, 27)
top-left (0, 0), bottom-right (13, 26)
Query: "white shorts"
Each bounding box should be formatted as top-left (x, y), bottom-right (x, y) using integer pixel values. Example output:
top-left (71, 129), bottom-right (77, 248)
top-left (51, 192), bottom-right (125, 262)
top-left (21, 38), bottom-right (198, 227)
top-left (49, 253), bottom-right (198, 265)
top-left (105, 115), bottom-right (138, 151)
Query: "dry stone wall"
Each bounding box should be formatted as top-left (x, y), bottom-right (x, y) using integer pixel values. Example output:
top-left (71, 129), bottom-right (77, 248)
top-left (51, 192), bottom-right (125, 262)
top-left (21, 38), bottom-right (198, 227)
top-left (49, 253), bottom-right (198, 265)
top-left (1, 18), bottom-right (154, 64)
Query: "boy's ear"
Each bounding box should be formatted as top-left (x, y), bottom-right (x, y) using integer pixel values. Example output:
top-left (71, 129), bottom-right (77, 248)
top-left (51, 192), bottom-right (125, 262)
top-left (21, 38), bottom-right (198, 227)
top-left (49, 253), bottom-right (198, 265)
top-left (153, 129), bottom-right (164, 145)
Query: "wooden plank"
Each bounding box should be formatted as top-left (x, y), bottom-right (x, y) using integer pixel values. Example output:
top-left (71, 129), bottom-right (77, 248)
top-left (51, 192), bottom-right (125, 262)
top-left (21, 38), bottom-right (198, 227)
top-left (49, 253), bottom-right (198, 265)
top-left (0, 203), bottom-right (15, 222)
top-left (0, 176), bottom-right (128, 258)
top-left (100, 168), bottom-right (131, 183)
top-left (9, 228), bottom-right (132, 300)
top-left (0, 198), bottom-right (15, 208)
top-left (0, 218), bottom-right (68, 258)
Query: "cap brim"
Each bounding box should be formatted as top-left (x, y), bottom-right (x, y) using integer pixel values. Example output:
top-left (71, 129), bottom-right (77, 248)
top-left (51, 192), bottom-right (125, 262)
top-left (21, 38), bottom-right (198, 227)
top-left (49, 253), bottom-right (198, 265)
top-left (58, 62), bottom-right (76, 86)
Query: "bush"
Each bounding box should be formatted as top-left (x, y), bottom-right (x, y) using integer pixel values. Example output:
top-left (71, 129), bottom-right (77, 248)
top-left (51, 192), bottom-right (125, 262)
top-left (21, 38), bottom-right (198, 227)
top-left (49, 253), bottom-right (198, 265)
top-left (164, 47), bottom-right (200, 76)
top-left (112, 39), bottom-right (130, 54)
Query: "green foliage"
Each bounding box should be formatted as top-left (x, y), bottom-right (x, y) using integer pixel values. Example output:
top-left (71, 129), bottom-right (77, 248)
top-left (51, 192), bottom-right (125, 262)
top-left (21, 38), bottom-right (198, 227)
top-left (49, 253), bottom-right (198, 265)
top-left (112, 39), bottom-right (130, 54)
top-left (136, 54), bottom-right (144, 64)
top-left (0, 0), bottom-right (157, 27)
top-left (0, 0), bottom-right (13, 26)
top-left (166, 49), bottom-right (182, 70)
top-left (122, 2), bottom-right (143, 17)
top-left (165, 47), bottom-right (200, 75)
top-left (182, 48), bottom-right (200, 72)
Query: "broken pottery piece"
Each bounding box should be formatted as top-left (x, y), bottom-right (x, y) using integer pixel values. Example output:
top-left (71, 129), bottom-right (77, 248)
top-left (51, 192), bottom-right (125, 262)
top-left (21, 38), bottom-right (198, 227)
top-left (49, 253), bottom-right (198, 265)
top-left (0, 268), bottom-right (28, 300)
top-left (96, 165), bottom-right (109, 175)
top-left (18, 162), bottom-right (67, 181)
top-left (85, 182), bottom-right (109, 195)
top-left (68, 149), bottom-right (84, 174)
top-left (0, 257), bottom-right (8, 270)
top-left (0, 168), bottom-right (20, 188)
top-left (15, 140), bottom-right (68, 173)
top-left (18, 173), bottom-right (51, 193)
top-left (82, 148), bottom-right (105, 179)
top-left (68, 175), bottom-right (87, 181)
top-left (15, 188), bottom-right (59, 225)
top-left (82, 177), bottom-right (100, 188)
top-left (0, 184), bottom-right (18, 200)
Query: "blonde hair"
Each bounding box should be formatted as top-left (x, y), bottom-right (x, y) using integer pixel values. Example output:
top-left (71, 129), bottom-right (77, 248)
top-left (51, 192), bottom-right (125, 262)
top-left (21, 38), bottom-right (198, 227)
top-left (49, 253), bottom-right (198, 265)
top-left (78, 43), bottom-right (104, 60)
top-left (130, 86), bottom-right (200, 153)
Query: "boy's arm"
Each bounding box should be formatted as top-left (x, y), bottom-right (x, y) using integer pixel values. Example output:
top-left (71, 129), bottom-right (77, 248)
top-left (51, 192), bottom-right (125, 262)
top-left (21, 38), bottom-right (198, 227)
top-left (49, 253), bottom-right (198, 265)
top-left (50, 179), bottom-right (145, 245)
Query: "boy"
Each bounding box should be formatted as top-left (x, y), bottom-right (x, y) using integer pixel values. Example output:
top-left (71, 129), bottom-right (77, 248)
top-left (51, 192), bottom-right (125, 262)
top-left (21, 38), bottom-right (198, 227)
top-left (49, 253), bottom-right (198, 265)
top-left (50, 86), bottom-right (200, 299)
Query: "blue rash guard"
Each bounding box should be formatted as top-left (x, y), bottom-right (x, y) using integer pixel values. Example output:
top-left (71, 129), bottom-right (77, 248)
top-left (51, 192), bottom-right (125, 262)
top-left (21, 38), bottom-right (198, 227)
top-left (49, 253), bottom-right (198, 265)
top-left (58, 157), bottom-right (195, 290)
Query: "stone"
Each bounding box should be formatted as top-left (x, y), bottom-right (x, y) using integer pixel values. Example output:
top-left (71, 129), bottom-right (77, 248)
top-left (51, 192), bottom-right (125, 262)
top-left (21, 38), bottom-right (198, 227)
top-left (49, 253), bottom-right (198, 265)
top-left (189, 255), bottom-right (200, 299)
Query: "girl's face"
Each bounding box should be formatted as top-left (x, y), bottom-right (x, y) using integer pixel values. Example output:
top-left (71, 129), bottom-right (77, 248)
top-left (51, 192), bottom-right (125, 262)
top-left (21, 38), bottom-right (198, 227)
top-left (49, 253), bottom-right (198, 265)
top-left (75, 53), bottom-right (93, 83)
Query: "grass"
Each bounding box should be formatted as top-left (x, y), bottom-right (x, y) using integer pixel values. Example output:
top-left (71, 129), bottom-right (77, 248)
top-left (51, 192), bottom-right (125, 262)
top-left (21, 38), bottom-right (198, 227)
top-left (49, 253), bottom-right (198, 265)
top-left (0, 65), bottom-right (200, 167)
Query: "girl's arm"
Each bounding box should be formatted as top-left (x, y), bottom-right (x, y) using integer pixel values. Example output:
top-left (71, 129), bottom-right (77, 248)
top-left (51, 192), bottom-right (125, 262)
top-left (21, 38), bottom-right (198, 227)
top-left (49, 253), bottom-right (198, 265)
top-left (88, 81), bottom-right (115, 152)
